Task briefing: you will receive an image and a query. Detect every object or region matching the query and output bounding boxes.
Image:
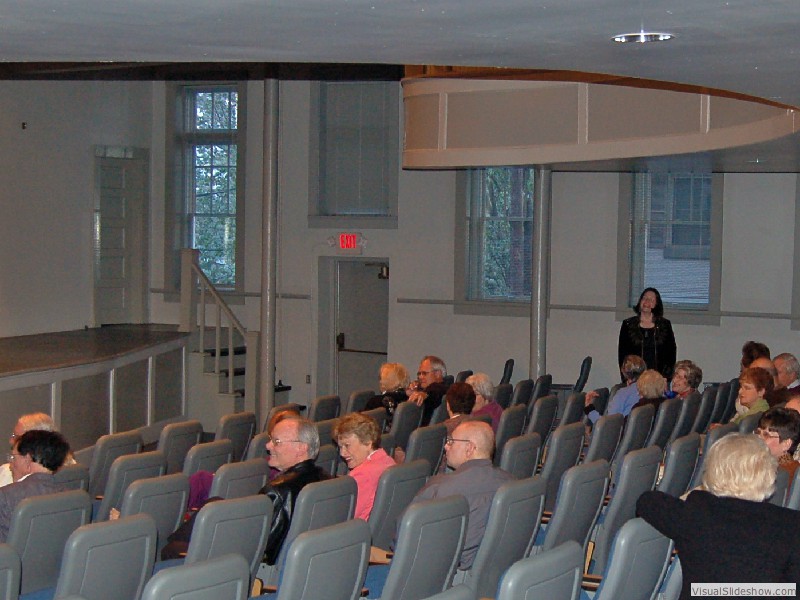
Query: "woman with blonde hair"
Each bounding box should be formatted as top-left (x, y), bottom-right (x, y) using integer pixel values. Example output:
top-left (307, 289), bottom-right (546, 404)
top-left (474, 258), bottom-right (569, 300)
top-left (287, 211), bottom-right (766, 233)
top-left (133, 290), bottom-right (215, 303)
top-left (364, 362), bottom-right (410, 429)
top-left (637, 433), bottom-right (800, 599)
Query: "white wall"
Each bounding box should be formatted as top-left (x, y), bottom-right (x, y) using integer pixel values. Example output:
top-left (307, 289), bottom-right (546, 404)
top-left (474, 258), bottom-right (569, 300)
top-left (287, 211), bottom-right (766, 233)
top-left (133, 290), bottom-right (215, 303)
top-left (0, 79), bottom-right (798, 404)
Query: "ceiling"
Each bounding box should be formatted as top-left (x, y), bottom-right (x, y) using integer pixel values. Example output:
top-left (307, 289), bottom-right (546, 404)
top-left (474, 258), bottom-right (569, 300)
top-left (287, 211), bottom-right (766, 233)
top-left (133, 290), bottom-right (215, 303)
top-left (3, 0), bottom-right (800, 172)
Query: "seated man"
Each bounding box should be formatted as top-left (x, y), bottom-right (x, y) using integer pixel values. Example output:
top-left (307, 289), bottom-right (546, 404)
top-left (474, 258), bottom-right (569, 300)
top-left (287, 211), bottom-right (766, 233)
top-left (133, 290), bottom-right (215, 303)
top-left (0, 430), bottom-right (69, 542)
top-left (584, 355), bottom-right (646, 425)
top-left (163, 416), bottom-right (330, 564)
top-left (769, 353), bottom-right (800, 406)
top-left (0, 412), bottom-right (57, 488)
top-left (407, 355), bottom-right (450, 425)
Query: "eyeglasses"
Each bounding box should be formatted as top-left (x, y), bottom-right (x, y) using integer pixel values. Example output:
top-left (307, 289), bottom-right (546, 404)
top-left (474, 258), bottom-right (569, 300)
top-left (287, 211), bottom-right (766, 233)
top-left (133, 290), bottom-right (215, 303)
top-left (754, 428), bottom-right (781, 440)
top-left (445, 437), bottom-right (472, 446)
top-left (6, 453), bottom-right (21, 462)
top-left (265, 436), bottom-right (303, 446)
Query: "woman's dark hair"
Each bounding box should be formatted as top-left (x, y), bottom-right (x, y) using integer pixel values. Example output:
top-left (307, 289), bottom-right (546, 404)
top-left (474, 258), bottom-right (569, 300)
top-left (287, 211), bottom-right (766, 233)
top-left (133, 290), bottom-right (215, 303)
top-left (759, 407), bottom-right (800, 455)
top-left (16, 430), bottom-right (69, 472)
top-left (446, 382), bottom-right (476, 415)
top-left (634, 287), bottom-right (664, 318)
top-left (741, 341), bottom-right (771, 369)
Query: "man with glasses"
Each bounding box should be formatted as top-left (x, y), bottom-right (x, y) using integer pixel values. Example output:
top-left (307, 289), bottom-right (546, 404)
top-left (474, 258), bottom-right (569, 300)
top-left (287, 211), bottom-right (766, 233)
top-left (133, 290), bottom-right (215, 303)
top-left (408, 355), bottom-right (450, 425)
top-left (0, 412), bottom-right (56, 488)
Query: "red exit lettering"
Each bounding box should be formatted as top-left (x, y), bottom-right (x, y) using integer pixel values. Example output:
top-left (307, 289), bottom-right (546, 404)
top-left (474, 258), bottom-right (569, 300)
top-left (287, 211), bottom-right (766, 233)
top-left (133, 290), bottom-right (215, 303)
top-left (339, 233), bottom-right (358, 249)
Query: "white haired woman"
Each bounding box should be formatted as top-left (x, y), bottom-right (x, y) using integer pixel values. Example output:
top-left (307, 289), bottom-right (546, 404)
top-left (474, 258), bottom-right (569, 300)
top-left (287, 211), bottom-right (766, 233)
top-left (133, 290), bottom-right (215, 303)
top-left (637, 433), bottom-right (800, 599)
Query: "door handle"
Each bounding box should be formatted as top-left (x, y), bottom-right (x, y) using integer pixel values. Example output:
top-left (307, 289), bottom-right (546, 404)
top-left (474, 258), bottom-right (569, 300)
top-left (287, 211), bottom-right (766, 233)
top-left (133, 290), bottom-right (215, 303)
top-left (336, 332), bottom-right (345, 351)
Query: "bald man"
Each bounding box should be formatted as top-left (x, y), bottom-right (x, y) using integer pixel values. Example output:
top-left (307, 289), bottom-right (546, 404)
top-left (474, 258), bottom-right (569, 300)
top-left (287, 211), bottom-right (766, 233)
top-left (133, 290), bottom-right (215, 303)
top-left (410, 420), bottom-right (513, 570)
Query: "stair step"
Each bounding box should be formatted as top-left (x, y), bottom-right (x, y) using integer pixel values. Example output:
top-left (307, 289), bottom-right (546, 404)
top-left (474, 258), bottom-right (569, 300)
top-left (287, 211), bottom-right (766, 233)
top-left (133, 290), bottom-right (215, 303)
top-left (220, 367), bottom-right (246, 378)
top-left (205, 345), bottom-right (247, 358)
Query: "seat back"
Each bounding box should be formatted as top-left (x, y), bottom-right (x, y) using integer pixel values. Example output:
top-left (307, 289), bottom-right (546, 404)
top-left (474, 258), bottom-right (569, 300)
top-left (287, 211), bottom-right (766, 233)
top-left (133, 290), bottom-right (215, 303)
top-left (360, 407), bottom-right (388, 432)
top-left (278, 519), bottom-right (370, 600)
top-left (499, 359), bottom-right (514, 385)
top-left (95, 450), bottom-right (167, 522)
top-left (692, 385), bottom-right (718, 433)
top-left (496, 540), bottom-right (582, 600)
top-left (786, 467), bottom-right (800, 509)
top-left (590, 387), bottom-right (611, 417)
top-left (208, 458), bottom-right (270, 499)
top-left (389, 401), bottom-right (422, 450)
top-left (589, 445), bottom-right (661, 574)
top-left (455, 370), bottom-right (473, 383)
top-left (609, 404), bottom-right (655, 474)
top-left (379, 495), bottom-right (469, 600)
top-left (368, 459), bottom-right (430, 551)
top-left (737, 410), bottom-right (764, 434)
top-left (87, 430), bottom-right (143, 498)
top-left (466, 476), bottom-right (547, 598)
top-left (494, 383), bottom-right (514, 410)
top-left (314, 444), bottom-right (339, 476)
top-left (308, 394), bottom-right (341, 422)
top-left (510, 379), bottom-right (534, 407)
top-left (0, 543), bottom-right (19, 600)
top-left (183, 439), bottom-right (233, 477)
top-left (594, 518), bottom-right (673, 600)
top-left (539, 422), bottom-right (585, 511)
top-left (720, 378), bottom-right (740, 424)
top-left (54, 513), bottom-right (157, 600)
top-left (583, 413), bottom-right (624, 464)
top-left (707, 381), bottom-right (731, 425)
top-left (644, 397), bottom-right (681, 450)
top-left (314, 418), bottom-right (338, 447)
top-left (537, 459), bottom-right (609, 554)
top-left (656, 433), bottom-right (701, 497)
top-left (574, 356), bottom-right (592, 393)
top-left (344, 389), bottom-right (374, 414)
top-left (688, 421), bottom-right (738, 490)
top-left (244, 432), bottom-right (270, 460)
top-left (405, 423), bottom-right (447, 475)
top-left (560, 393), bottom-right (586, 427)
top-left (532, 375), bottom-right (553, 403)
top-left (158, 420), bottom-right (203, 474)
top-left (120, 473), bottom-right (190, 554)
top-left (216, 412), bottom-right (256, 462)
top-left (669, 391), bottom-right (701, 443)
top-left (186, 494), bottom-right (273, 582)
top-left (429, 401), bottom-right (449, 425)
top-left (7, 489), bottom-right (92, 594)
top-left (141, 553), bottom-right (250, 600)
top-left (769, 467), bottom-right (790, 507)
top-left (499, 433), bottom-right (542, 479)
top-left (494, 405), bottom-right (527, 465)
top-left (525, 394), bottom-right (559, 446)
top-left (53, 463), bottom-right (90, 492)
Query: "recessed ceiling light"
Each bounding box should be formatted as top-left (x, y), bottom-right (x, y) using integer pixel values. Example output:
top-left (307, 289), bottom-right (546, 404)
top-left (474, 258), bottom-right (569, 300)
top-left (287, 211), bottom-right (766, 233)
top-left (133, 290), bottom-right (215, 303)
top-left (612, 32), bottom-right (675, 43)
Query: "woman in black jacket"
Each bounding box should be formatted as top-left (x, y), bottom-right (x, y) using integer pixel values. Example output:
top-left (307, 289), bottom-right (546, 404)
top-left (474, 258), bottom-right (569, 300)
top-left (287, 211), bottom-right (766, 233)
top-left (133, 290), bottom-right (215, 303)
top-left (618, 287), bottom-right (676, 380)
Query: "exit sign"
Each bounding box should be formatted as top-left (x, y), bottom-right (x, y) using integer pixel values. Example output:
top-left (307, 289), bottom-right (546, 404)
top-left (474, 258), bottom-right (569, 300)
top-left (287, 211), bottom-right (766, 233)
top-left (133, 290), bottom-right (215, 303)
top-left (337, 232), bottom-right (363, 255)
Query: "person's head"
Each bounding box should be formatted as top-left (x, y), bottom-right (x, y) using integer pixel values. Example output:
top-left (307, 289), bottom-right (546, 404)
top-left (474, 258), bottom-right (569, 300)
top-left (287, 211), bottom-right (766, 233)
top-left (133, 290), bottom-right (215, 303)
top-left (786, 391), bottom-right (800, 414)
top-left (634, 288), bottom-right (664, 318)
top-left (379, 363), bottom-right (410, 393)
top-left (671, 360), bottom-right (702, 396)
top-left (749, 357), bottom-right (778, 389)
top-left (445, 382), bottom-right (476, 417)
top-left (701, 433), bottom-right (776, 502)
top-left (10, 430), bottom-right (69, 481)
top-left (266, 407), bottom-right (301, 436)
top-left (465, 373), bottom-right (494, 410)
top-left (620, 355), bottom-right (647, 384)
top-left (756, 407), bottom-right (800, 458)
top-left (10, 413), bottom-right (55, 448)
top-left (265, 417), bottom-right (319, 472)
top-left (444, 421), bottom-right (494, 470)
top-left (740, 341), bottom-right (771, 371)
top-left (738, 367), bottom-right (773, 408)
top-left (332, 412), bottom-right (381, 471)
top-left (417, 356), bottom-right (446, 388)
top-left (637, 370), bottom-right (667, 400)
top-left (773, 353), bottom-right (800, 389)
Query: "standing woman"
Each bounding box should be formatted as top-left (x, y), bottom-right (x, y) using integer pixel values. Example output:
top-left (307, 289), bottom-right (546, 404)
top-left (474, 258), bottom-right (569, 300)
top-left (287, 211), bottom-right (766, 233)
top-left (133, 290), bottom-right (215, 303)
top-left (618, 287), bottom-right (676, 380)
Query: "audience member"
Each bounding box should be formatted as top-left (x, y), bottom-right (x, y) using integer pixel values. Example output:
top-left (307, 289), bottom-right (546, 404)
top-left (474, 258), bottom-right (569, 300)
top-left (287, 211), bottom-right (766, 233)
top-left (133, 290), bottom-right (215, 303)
top-left (466, 372), bottom-right (503, 432)
top-left (748, 355), bottom-right (782, 406)
top-left (584, 355), bottom-right (646, 425)
top-left (618, 287), bottom-right (676, 380)
top-left (728, 367), bottom-right (771, 425)
top-left (637, 434), bottom-right (800, 600)
top-left (443, 382), bottom-right (476, 436)
top-left (0, 413), bottom-right (56, 488)
top-left (364, 362), bottom-right (410, 430)
top-left (669, 360), bottom-right (702, 399)
top-left (0, 430), bottom-right (69, 542)
top-left (756, 407), bottom-right (800, 483)
top-left (407, 355), bottom-right (450, 425)
top-left (332, 412), bottom-right (394, 520)
top-left (632, 369), bottom-right (667, 412)
top-left (769, 352), bottom-right (800, 406)
top-left (740, 340), bottom-right (771, 371)
top-left (163, 417), bottom-right (329, 563)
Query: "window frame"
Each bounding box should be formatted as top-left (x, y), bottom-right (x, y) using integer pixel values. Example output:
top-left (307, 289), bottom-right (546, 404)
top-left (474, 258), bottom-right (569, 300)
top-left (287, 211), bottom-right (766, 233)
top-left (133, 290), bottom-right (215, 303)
top-left (615, 171), bottom-right (723, 326)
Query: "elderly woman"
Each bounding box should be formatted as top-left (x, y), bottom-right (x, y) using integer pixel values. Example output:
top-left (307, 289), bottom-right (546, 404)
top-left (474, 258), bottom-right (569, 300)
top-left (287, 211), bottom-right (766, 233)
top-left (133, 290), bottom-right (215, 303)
top-left (670, 360), bottom-right (702, 399)
top-left (332, 412), bottom-right (395, 521)
top-left (637, 434), bottom-right (800, 599)
top-left (443, 382), bottom-right (476, 436)
top-left (756, 407), bottom-right (800, 483)
top-left (631, 369), bottom-right (667, 413)
top-left (466, 372), bottom-right (502, 432)
top-left (730, 366), bottom-right (771, 425)
top-left (364, 362), bottom-right (410, 430)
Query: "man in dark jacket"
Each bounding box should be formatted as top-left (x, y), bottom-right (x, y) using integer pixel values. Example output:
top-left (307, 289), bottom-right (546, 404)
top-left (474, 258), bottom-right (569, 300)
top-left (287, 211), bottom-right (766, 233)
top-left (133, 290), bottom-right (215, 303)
top-left (162, 416), bottom-right (328, 563)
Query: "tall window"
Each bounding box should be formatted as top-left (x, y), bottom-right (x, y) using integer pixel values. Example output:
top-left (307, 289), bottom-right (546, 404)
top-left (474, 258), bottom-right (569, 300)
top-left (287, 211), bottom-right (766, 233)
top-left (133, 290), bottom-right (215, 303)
top-left (629, 171), bottom-right (713, 308)
top-left (169, 84), bottom-right (244, 290)
top-left (464, 167), bottom-right (535, 301)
